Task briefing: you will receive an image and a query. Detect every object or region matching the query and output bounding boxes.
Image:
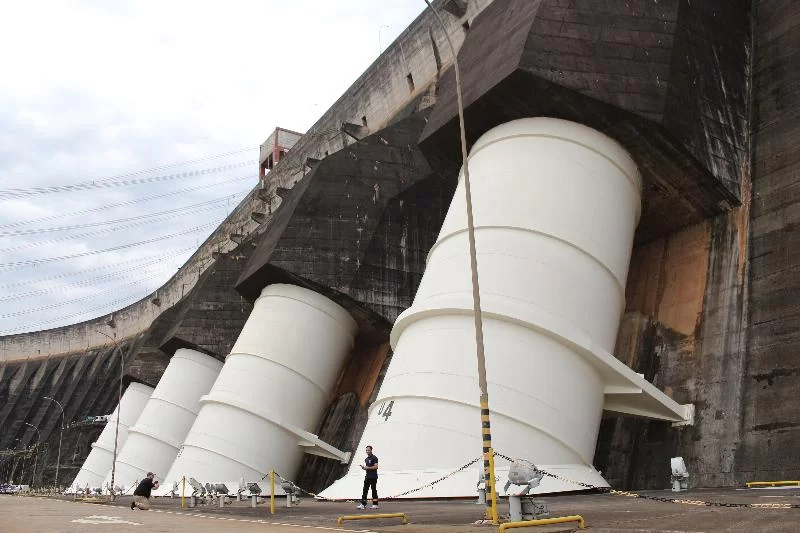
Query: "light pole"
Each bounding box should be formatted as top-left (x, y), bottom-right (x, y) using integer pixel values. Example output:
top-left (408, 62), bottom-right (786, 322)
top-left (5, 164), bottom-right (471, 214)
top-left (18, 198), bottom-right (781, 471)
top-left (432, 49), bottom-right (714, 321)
top-left (43, 396), bottom-right (65, 490)
top-left (423, 0), bottom-right (498, 524)
top-left (97, 330), bottom-right (124, 501)
top-left (12, 439), bottom-right (24, 483)
top-left (24, 423), bottom-right (40, 487)
top-left (6, 439), bottom-right (21, 483)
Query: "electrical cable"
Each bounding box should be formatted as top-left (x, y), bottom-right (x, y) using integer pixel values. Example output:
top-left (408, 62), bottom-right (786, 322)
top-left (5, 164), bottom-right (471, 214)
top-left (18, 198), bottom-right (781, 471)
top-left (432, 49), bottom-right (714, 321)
top-left (0, 269), bottom-right (172, 319)
top-left (0, 258), bottom-right (179, 302)
top-left (0, 199), bottom-right (236, 254)
top-left (0, 160), bottom-right (253, 201)
top-left (0, 287), bottom-right (158, 335)
top-left (0, 246), bottom-right (195, 290)
top-left (0, 147), bottom-right (255, 196)
top-left (0, 220), bottom-right (222, 271)
top-left (0, 191), bottom-right (247, 237)
top-left (0, 174), bottom-right (256, 230)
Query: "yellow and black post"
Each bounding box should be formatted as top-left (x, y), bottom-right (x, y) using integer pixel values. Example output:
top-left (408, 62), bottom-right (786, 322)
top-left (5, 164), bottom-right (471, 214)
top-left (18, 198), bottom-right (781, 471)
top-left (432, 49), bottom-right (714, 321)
top-left (481, 401), bottom-right (499, 524)
top-left (423, 0), bottom-right (497, 524)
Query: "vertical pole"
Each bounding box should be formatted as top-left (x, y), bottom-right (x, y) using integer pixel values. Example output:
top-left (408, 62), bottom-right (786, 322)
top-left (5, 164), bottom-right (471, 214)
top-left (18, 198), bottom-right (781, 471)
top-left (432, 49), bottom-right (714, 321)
top-left (97, 331), bottom-right (124, 501)
top-left (111, 354), bottom-right (122, 499)
top-left (24, 423), bottom-right (40, 488)
top-left (270, 470), bottom-right (275, 515)
top-left (181, 476), bottom-right (186, 509)
top-left (55, 424), bottom-right (63, 490)
top-left (44, 397), bottom-right (65, 491)
top-left (31, 446), bottom-right (38, 487)
top-left (19, 452), bottom-right (27, 485)
top-left (423, 0), bottom-right (497, 523)
top-left (488, 448), bottom-right (499, 524)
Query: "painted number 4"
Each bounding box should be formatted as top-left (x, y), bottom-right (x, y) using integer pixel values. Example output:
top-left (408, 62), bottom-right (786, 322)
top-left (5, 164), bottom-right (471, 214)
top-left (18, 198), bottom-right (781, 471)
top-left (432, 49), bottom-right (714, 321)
top-left (377, 400), bottom-right (394, 421)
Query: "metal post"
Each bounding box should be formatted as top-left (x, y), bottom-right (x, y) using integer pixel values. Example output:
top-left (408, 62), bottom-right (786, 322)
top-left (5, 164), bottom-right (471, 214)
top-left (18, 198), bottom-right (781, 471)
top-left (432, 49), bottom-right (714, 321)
top-left (488, 448), bottom-right (499, 523)
top-left (24, 423), bottom-right (40, 487)
top-left (97, 330), bottom-right (124, 501)
top-left (181, 476), bottom-right (186, 509)
top-left (43, 397), bottom-right (65, 490)
top-left (270, 470), bottom-right (275, 515)
top-left (423, 0), bottom-right (497, 523)
top-left (9, 439), bottom-right (21, 483)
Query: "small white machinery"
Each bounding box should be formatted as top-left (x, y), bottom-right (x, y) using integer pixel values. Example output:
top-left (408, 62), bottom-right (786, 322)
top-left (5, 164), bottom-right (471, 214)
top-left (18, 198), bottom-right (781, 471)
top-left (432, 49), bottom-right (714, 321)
top-left (504, 460), bottom-right (549, 522)
top-left (247, 482), bottom-right (262, 507)
top-left (670, 457), bottom-right (689, 492)
top-left (280, 480), bottom-right (301, 507)
top-left (187, 477), bottom-right (206, 507)
top-left (476, 470), bottom-right (486, 505)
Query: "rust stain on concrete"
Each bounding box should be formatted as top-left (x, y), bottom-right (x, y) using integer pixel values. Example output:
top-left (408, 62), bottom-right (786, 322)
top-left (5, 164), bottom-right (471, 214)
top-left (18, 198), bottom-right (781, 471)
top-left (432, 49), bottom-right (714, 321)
top-left (332, 340), bottom-right (391, 407)
top-left (626, 221), bottom-right (712, 337)
top-left (735, 162), bottom-right (752, 285)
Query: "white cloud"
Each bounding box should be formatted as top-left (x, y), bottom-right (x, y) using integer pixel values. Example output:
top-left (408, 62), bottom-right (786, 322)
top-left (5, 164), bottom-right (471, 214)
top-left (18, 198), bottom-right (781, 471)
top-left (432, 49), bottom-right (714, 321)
top-left (0, 0), bottom-right (425, 333)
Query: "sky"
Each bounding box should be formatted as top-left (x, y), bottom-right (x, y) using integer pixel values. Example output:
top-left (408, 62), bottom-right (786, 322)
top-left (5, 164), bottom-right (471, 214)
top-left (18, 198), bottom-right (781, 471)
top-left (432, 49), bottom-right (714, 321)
top-left (0, 0), bottom-right (426, 336)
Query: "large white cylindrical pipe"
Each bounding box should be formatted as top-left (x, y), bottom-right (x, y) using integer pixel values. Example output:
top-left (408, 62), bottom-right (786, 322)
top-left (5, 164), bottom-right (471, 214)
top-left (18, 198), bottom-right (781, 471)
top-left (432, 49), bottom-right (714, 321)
top-left (70, 382), bottom-right (153, 491)
top-left (102, 349), bottom-right (223, 493)
top-left (160, 284), bottom-right (357, 488)
top-left (321, 117), bottom-right (642, 498)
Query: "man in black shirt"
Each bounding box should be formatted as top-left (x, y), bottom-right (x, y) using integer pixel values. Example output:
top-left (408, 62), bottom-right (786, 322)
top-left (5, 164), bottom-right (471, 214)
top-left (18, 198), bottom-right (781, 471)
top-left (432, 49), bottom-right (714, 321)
top-left (131, 472), bottom-right (159, 510)
top-left (357, 445), bottom-right (379, 509)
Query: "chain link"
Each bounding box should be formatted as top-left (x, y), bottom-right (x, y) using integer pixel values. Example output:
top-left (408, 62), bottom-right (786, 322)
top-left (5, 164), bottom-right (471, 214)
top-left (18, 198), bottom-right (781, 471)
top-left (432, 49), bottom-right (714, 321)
top-left (384, 456), bottom-right (482, 499)
top-left (257, 456), bottom-right (484, 502)
top-left (244, 451), bottom-right (799, 509)
top-left (493, 451), bottom-right (800, 510)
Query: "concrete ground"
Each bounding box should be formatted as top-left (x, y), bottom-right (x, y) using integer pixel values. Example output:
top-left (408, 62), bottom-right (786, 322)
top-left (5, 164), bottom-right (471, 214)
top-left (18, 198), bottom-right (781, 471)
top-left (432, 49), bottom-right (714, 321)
top-left (2, 487), bottom-right (799, 532)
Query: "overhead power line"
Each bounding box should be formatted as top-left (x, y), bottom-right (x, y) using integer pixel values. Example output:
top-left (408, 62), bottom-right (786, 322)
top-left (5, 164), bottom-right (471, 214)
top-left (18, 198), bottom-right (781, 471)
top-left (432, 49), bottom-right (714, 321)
top-left (0, 174), bottom-right (256, 230)
top-left (73, 147), bottom-right (256, 184)
top-left (0, 200), bottom-right (234, 254)
top-left (0, 258), bottom-right (177, 303)
top-left (0, 193), bottom-right (245, 253)
top-left (0, 147), bottom-right (255, 196)
top-left (0, 246), bottom-right (195, 290)
top-left (0, 160), bottom-right (254, 201)
top-left (0, 220), bottom-right (222, 271)
top-left (0, 191), bottom-right (247, 237)
top-left (0, 270), bottom-right (171, 319)
top-left (0, 287), bottom-right (157, 336)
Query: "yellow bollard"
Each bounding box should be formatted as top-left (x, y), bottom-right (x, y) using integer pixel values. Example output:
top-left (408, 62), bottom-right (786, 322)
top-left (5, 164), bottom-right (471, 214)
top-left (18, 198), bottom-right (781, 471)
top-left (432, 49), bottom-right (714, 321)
top-left (746, 480), bottom-right (800, 488)
top-left (337, 513), bottom-right (409, 526)
top-left (270, 470), bottom-right (275, 515)
top-left (181, 476), bottom-right (186, 509)
top-left (488, 448), bottom-right (499, 525)
top-left (498, 515), bottom-right (585, 532)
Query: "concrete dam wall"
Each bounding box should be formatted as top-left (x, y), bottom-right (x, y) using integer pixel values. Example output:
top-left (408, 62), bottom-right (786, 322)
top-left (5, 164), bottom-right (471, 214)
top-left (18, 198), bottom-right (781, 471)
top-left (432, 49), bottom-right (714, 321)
top-left (2, 0), bottom-right (799, 493)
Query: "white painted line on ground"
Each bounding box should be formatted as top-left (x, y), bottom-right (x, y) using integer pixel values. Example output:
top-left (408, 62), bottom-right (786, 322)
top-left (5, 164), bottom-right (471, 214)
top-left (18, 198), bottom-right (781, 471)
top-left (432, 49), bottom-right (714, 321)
top-left (72, 515), bottom-right (142, 526)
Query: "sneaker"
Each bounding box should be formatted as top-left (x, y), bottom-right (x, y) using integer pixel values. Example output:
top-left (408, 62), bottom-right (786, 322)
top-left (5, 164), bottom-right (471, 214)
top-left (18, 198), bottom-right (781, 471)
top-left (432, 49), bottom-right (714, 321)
top-left (356, 504), bottom-right (365, 509)
top-left (130, 502), bottom-right (136, 510)
top-left (370, 505), bottom-right (379, 509)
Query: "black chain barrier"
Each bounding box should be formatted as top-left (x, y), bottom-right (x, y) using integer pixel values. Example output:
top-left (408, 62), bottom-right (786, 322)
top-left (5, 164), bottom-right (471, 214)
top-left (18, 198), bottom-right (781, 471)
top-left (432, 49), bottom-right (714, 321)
top-left (492, 451), bottom-right (800, 510)
top-left (384, 456), bottom-right (483, 499)
top-left (246, 451), bottom-right (798, 510)
top-left (257, 456), bottom-right (484, 502)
